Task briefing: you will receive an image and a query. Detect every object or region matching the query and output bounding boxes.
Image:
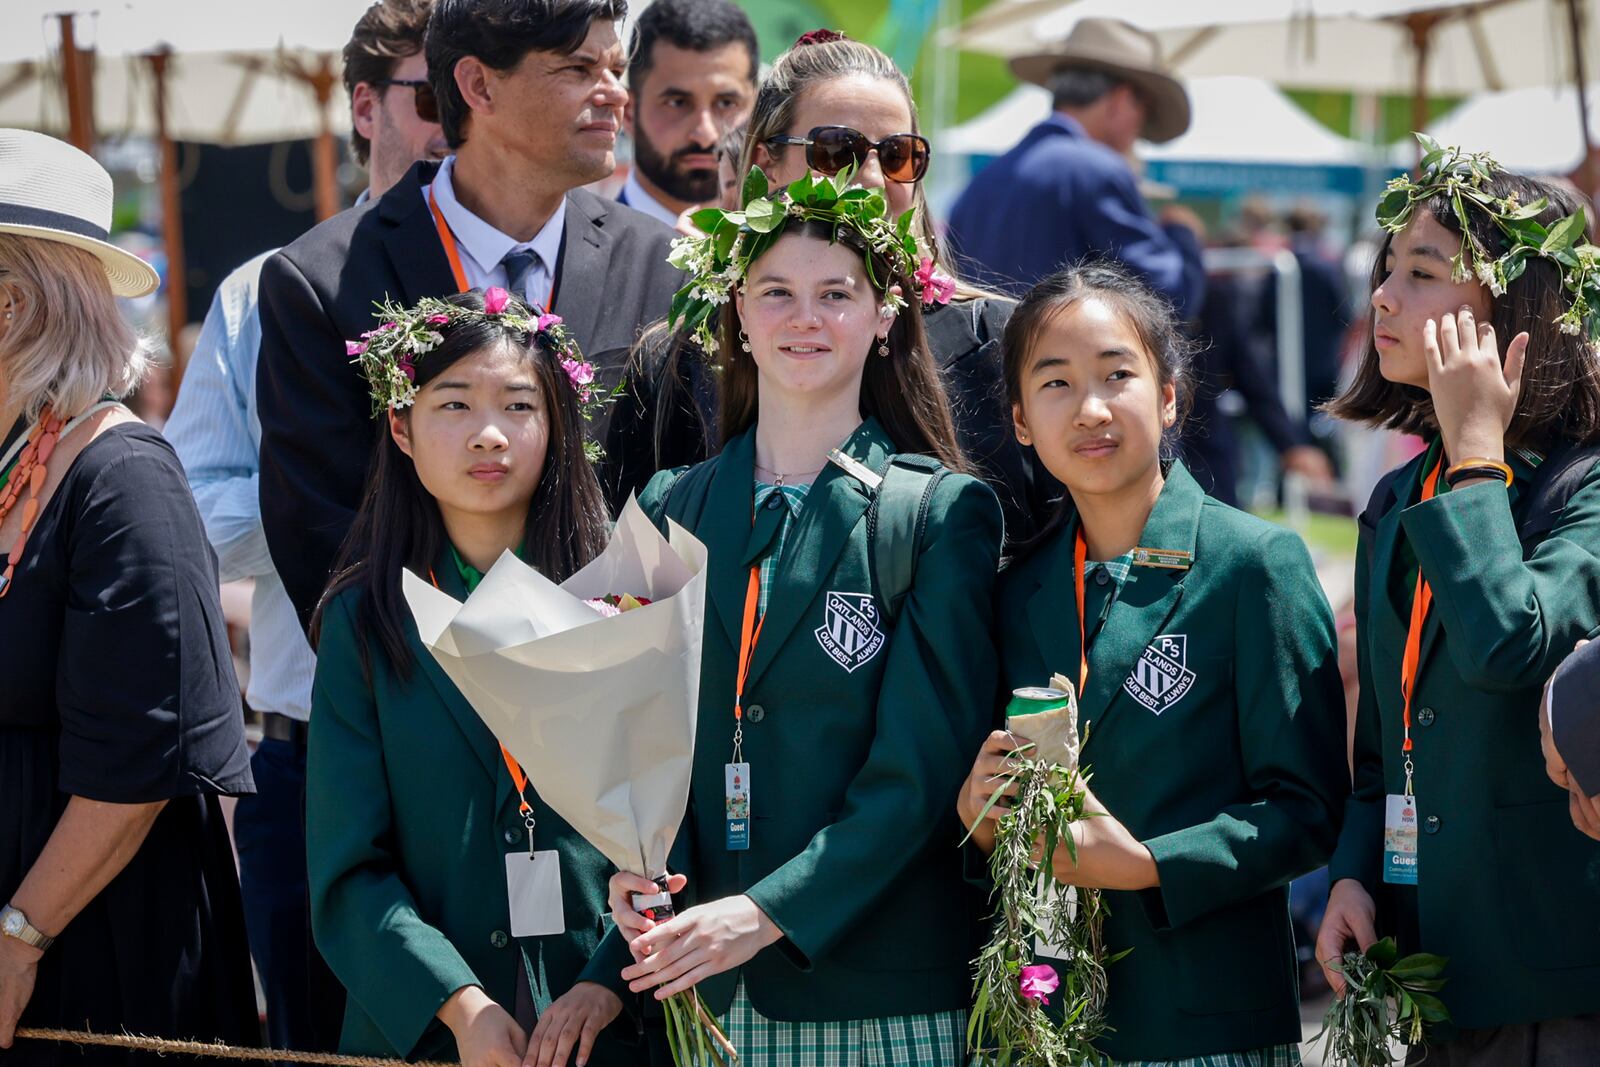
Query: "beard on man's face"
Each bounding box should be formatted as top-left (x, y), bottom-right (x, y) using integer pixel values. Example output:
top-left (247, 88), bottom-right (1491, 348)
top-left (631, 119), bottom-right (719, 204)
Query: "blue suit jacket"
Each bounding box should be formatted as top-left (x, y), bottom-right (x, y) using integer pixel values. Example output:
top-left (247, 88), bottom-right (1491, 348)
top-left (947, 114), bottom-right (1205, 316)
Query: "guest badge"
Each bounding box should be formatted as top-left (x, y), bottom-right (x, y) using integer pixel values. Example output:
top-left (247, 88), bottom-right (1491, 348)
top-left (1383, 794), bottom-right (1419, 885)
top-left (505, 850), bottom-right (566, 937)
top-left (725, 762), bottom-right (750, 851)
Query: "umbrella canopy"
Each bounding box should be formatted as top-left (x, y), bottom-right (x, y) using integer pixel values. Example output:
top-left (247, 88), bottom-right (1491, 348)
top-left (950, 0), bottom-right (1596, 98)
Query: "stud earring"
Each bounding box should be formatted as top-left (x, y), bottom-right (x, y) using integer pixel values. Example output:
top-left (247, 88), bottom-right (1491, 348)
top-left (739, 330), bottom-right (751, 353)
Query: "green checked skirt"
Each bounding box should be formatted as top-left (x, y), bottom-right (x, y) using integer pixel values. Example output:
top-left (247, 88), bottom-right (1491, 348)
top-left (720, 977), bottom-right (967, 1066)
top-left (1106, 1045), bottom-right (1302, 1067)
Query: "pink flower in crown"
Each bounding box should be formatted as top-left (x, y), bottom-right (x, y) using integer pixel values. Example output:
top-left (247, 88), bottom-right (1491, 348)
top-left (361, 322), bottom-right (397, 339)
top-left (914, 256), bottom-right (956, 306)
top-left (346, 340), bottom-right (368, 356)
top-left (537, 312), bottom-right (563, 332)
top-left (427, 314), bottom-right (451, 325)
top-left (398, 357), bottom-right (416, 381)
top-left (562, 357), bottom-right (595, 389)
top-left (484, 286), bottom-right (512, 315)
top-left (1019, 964), bottom-right (1059, 1006)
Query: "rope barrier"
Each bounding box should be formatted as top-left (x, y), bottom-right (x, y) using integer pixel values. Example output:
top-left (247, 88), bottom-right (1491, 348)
top-left (15, 1027), bottom-right (455, 1067)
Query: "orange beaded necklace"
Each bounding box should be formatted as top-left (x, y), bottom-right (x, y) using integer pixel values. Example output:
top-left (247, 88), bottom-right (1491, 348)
top-left (0, 407), bottom-right (64, 597)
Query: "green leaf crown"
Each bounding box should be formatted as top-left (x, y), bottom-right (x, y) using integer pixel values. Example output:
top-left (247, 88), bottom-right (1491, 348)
top-left (665, 165), bottom-right (952, 353)
top-left (1378, 132), bottom-right (1600, 340)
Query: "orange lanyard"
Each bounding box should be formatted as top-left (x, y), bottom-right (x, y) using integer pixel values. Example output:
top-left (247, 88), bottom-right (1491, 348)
top-left (428, 567), bottom-right (535, 820)
top-left (1398, 456), bottom-right (1443, 795)
top-left (429, 185), bottom-right (556, 313)
top-left (1073, 527), bottom-right (1090, 697)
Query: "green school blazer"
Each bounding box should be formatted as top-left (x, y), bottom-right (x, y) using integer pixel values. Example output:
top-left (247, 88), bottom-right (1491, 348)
top-left (997, 463), bottom-right (1348, 1061)
top-left (627, 417), bottom-right (1003, 1022)
top-left (1329, 445), bottom-right (1600, 1029)
top-left (306, 565), bottom-right (637, 1063)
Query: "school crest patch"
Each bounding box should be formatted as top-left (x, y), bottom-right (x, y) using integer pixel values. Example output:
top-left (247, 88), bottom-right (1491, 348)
top-left (815, 591), bottom-right (886, 673)
top-left (1122, 633), bottom-right (1196, 715)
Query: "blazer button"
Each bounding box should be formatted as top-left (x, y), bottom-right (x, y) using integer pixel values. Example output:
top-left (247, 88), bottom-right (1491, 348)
top-left (490, 930), bottom-right (509, 948)
top-left (1417, 706), bottom-right (1436, 726)
top-left (1094, 568), bottom-right (1110, 586)
top-left (1424, 814), bottom-right (1441, 834)
top-left (504, 827), bottom-right (523, 845)
top-left (765, 495), bottom-right (783, 510)
top-left (746, 704), bottom-right (766, 723)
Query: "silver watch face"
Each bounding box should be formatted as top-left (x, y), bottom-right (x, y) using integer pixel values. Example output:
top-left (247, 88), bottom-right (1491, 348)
top-left (2, 910), bottom-right (23, 937)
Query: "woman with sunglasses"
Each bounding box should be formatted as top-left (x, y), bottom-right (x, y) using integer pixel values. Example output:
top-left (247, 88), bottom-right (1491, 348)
top-left (604, 30), bottom-right (1047, 546)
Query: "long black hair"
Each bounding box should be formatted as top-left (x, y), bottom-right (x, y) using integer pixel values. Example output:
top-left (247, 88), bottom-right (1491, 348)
top-left (312, 288), bottom-right (611, 680)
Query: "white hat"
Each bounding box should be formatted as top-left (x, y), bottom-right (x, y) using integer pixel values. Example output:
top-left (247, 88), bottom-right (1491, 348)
top-left (1009, 18), bottom-right (1191, 144)
top-left (0, 129), bottom-right (160, 298)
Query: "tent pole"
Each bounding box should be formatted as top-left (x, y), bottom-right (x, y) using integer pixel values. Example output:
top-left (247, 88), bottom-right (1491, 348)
top-left (1568, 0), bottom-right (1596, 201)
top-left (55, 13), bottom-right (95, 152)
top-left (145, 48), bottom-right (187, 358)
top-left (1406, 12), bottom-right (1436, 167)
top-left (312, 55), bottom-right (340, 221)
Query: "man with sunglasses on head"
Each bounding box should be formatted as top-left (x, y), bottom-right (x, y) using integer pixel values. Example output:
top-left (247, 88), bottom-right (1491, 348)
top-left (162, 0), bottom-right (448, 1058)
top-left (618, 0), bottom-right (757, 228)
top-left (257, 0), bottom-right (682, 634)
top-left (947, 17), bottom-right (1205, 316)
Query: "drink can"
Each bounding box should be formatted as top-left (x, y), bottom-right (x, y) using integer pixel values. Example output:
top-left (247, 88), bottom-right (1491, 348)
top-left (1005, 686), bottom-right (1071, 720)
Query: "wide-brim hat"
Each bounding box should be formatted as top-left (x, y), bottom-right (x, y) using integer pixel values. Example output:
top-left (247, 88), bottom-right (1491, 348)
top-left (1010, 18), bottom-right (1191, 144)
top-left (0, 128), bottom-right (160, 298)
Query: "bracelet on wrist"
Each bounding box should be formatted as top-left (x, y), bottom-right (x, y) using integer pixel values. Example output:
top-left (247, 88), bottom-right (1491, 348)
top-left (1444, 457), bottom-right (1513, 488)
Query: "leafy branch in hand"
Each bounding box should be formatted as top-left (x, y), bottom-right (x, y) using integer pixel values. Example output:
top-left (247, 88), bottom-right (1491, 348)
top-left (1318, 937), bottom-right (1449, 1067)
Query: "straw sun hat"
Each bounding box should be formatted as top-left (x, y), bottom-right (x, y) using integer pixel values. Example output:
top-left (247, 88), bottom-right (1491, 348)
top-left (1009, 18), bottom-right (1192, 144)
top-left (0, 128), bottom-right (160, 298)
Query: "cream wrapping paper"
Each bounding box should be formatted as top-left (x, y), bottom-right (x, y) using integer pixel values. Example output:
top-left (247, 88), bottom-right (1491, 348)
top-left (402, 496), bottom-right (708, 879)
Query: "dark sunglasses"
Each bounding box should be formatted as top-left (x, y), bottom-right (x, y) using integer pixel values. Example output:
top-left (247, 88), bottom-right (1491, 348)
top-left (766, 125), bottom-right (931, 184)
top-left (375, 78), bottom-right (438, 124)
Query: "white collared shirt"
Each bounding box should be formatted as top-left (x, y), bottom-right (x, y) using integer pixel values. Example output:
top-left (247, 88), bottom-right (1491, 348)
top-left (425, 155), bottom-right (566, 310)
top-left (619, 168), bottom-right (683, 229)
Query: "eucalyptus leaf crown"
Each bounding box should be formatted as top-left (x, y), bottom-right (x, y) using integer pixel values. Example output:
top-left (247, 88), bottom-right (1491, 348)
top-left (346, 287), bottom-right (612, 460)
top-left (666, 165), bottom-right (955, 353)
top-left (1379, 132), bottom-right (1600, 340)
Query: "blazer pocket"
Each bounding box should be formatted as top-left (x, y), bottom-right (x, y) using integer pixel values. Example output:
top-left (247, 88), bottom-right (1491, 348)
top-left (1493, 798), bottom-right (1600, 969)
top-left (1175, 898), bottom-right (1292, 1015)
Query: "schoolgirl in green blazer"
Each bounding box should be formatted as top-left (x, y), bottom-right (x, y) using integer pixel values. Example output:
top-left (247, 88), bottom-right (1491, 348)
top-left (306, 290), bottom-right (636, 1067)
top-left (1318, 156), bottom-right (1600, 1058)
top-left (603, 179), bottom-right (1002, 1067)
top-left (957, 264), bottom-right (1349, 1065)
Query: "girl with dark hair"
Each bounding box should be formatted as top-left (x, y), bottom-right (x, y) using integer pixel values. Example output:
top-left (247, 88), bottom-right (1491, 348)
top-left (604, 29), bottom-right (1048, 546)
top-left (306, 288), bottom-right (637, 1067)
top-left (602, 175), bottom-right (1002, 1066)
top-left (956, 262), bottom-right (1347, 1065)
top-left (1317, 144), bottom-right (1600, 1063)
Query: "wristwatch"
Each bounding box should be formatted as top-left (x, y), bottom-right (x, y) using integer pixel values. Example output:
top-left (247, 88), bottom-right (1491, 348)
top-left (1, 904), bottom-right (54, 951)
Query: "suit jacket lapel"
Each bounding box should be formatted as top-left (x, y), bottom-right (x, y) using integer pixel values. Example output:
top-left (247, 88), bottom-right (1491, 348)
top-left (702, 429), bottom-right (758, 654)
top-left (378, 160), bottom-right (458, 302)
top-left (743, 420), bottom-right (886, 689)
top-left (549, 192), bottom-right (607, 343)
top-left (1078, 464), bottom-right (1203, 755)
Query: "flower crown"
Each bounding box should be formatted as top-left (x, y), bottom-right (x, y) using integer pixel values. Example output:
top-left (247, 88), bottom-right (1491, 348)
top-left (666, 166), bottom-right (956, 353)
top-left (347, 287), bottom-right (611, 458)
top-left (1379, 133), bottom-right (1600, 340)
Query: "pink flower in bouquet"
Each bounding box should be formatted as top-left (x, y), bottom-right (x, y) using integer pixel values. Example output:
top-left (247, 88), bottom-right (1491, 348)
top-left (537, 312), bottom-right (563, 332)
top-left (346, 340), bottom-right (367, 356)
top-left (914, 257), bottom-right (956, 306)
top-left (484, 286), bottom-right (512, 315)
top-left (586, 598), bottom-right (622, 617)
top-left (1019, 964), bottom-right (1060, 1006)
top-left (585, 593), bottom-right (653, 617)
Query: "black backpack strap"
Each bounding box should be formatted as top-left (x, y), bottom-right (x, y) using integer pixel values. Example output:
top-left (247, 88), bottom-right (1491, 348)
top-left (866, 454), bottom-right (948, 624)
top-left (1518, 444), bottom-right (1600, 542)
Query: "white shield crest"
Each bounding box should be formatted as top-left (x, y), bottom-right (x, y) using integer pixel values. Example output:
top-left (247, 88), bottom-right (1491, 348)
top-left (1122, 633), bottom-right (1196, 716)
top-left (814, 591), bottom-right (886, 673)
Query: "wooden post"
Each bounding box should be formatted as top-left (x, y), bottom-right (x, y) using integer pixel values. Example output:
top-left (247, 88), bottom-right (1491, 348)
top-left (309, 56), bottom-right (340, 221)
top-left (1568, 0), bottom-right (1596, 201)
top-left (55, 13), bottom-right (95, 152)
top-left (1405, 12), bottom-right (1438, 169)
top-left (145, 48), bottom-right (187, 350)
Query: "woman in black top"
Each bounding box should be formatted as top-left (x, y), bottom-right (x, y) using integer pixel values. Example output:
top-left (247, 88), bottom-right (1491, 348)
top-left (0, 129), bottom-right (257, 1066)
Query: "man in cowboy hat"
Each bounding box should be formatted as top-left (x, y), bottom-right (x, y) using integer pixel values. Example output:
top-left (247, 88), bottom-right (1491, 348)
top-left (947, 17), bottom-right (1205, 315)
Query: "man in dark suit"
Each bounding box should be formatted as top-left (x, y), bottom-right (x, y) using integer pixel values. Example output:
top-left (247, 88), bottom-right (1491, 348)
top-left (1543, 639), bottom-right (1600, 840)
top-left (258, 0), bottom-right (682, 627)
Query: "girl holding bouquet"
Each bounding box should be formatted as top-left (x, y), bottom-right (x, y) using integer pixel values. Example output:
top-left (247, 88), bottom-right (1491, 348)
top-left (1316, 146), bottom-right (1600, 1061)
top-left (956, 261), bottom-right (1348, 1065)
top-left (605, 171), bottom-right (1003, 1065)
top-left (307, 288), bottom-right (638, 1067)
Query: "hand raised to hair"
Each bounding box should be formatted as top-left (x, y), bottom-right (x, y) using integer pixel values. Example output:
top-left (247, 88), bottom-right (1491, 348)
top-left (1424, 305), bottom-right (1528, 466)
